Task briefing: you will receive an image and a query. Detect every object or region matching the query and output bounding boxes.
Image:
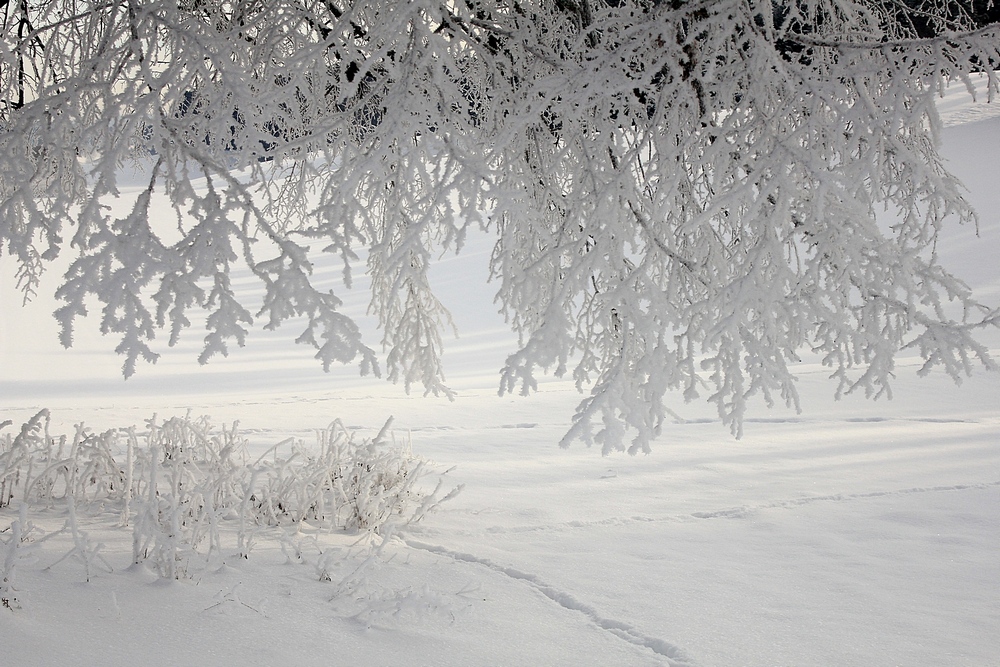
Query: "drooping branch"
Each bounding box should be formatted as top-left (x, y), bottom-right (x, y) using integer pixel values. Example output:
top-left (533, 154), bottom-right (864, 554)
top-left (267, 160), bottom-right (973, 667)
top-left (1, 0), bottom-right (999, 451)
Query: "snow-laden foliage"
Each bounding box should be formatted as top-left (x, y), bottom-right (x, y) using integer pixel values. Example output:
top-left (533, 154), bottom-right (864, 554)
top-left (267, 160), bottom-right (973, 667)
top-left (0, 412), bottom-right (458, 580)
top-left (1, 1), bottom-right (999, 452)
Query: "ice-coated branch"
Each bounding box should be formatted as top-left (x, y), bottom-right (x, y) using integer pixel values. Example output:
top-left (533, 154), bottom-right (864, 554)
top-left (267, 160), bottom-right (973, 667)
top-left (2, 0), bottom-right (999, 450)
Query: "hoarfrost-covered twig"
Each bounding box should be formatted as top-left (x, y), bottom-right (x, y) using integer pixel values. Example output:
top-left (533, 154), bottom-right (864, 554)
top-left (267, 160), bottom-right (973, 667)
top-left (2, 1), bottom-right (999, 449)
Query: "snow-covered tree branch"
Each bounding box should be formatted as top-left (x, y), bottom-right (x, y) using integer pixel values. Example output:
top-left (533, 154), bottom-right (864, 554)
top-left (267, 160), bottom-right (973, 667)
top-left (2, 0), bottom-right (998, 452)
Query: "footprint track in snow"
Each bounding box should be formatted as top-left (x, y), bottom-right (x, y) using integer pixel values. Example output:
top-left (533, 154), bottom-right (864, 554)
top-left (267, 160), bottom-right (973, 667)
top-left (688, 480), bottom-right (1000, 519)
top-left (402, 538), bottom-right (698, 667)
top-left (405, 482), bottom-right (999, 664)
top-left (439, 480), bottom-right (1000, 536)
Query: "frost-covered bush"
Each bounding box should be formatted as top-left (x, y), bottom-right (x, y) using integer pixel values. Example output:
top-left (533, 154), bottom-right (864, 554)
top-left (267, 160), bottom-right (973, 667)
top-left (243, 418), bottom-right (445, 534)
top-left (0, 410), bottom-right (126, 509)
top-left (0, 412), bottom-right (457, 581)
top-left (128, 414), bottom-right (249, 577)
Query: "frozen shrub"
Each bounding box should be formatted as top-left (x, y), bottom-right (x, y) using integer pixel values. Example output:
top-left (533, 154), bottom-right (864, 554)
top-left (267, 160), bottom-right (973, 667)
top-left (247, 418), bottom-right (453, 534)
top-left (0, 411), bottom-right (458, 581)
top-left (0, 410), bottom-right (53, 509)
top-left (0, 411), bottom-right (128, 509)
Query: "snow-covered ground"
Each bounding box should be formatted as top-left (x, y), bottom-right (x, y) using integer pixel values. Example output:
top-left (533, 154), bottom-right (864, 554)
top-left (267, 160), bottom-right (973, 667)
top-left (1, 85), bottom-right (998, 667)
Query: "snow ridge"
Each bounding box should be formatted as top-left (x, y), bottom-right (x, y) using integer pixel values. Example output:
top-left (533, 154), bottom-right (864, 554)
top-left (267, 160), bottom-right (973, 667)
top-left (403, 538), bottom-right (698, 666)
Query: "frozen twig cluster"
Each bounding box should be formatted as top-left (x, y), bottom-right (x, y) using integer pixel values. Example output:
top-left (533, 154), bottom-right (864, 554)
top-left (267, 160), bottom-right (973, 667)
top-left (2, 1), bottom-right (999, 450)
top-left (0, 411), bottom-right (458, 584)
top-left (1, 503), bottom-right (35, 610)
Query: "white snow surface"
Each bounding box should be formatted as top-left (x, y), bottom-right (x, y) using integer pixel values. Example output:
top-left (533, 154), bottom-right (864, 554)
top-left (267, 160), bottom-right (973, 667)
top-left (1, 85), bottom-right (998, 667)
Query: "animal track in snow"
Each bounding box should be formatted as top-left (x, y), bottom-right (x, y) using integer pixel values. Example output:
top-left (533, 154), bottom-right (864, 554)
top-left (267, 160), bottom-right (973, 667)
top-left (403, 538), bottom-right (698, 667)
top-left (439, 480), bottom-right (1000, 535)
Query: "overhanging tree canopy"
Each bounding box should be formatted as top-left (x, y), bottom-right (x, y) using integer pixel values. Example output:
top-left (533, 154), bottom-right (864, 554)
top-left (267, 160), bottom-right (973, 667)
top-left (2, 0), bottom-right (998, 452)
